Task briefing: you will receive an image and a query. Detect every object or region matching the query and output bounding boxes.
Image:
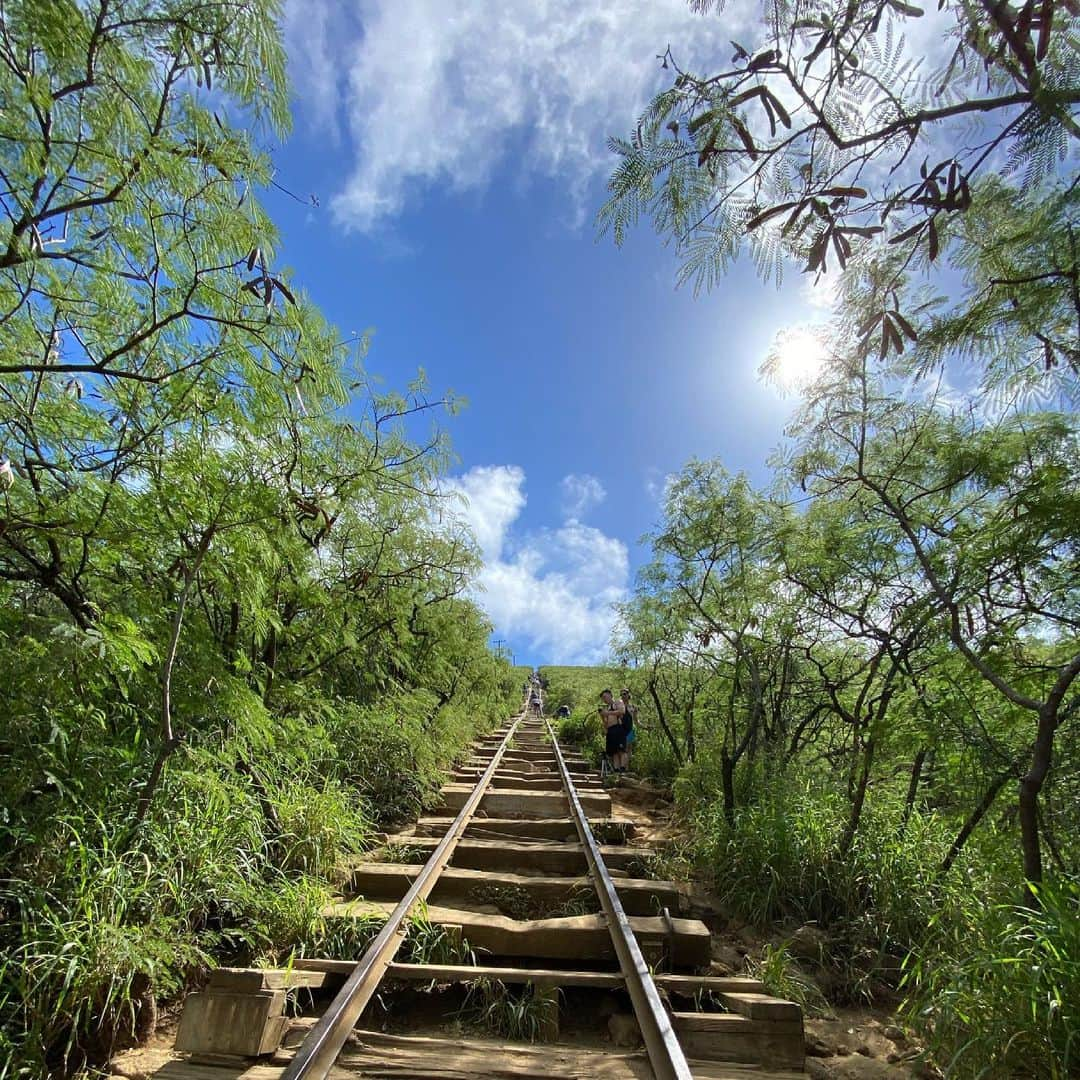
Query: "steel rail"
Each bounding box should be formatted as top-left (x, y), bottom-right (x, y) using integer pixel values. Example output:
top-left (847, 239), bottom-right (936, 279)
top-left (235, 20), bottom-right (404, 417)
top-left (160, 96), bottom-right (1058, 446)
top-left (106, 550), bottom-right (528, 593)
top-left (545, 719), bottom-right (693, 1080)
top-left (281, 715), bottom-right (523, 1080)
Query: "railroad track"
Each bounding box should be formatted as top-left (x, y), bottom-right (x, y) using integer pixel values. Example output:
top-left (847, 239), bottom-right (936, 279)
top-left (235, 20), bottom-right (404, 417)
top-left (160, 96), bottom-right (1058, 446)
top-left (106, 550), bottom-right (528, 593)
top-left (167, 707), bottom-right (805, 1078)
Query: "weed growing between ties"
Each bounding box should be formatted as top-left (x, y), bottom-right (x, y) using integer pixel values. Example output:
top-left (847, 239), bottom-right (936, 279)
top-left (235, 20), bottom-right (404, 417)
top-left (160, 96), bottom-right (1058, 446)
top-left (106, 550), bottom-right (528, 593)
top-left (402, 907), bottom-right (477, 967)
top-left (460, 978), bottom-right (559, 1042)
top-left (297, 904), bottom-right (476, 968)
top-left (379, 842), bottom-right (429, 865)
top-left (549, 888), bottom-right (601, 918)
top-left (467, 883), bottom-right (535, 920)
top-left (466, 883), bottom-right (600, 921)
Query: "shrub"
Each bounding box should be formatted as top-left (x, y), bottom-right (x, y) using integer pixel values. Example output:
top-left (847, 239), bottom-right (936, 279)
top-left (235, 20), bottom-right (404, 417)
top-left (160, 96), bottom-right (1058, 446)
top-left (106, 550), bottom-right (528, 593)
top-left (273, 778), bottom-right (371, 880)
top-left (557, 709), bottom-right (604, 765)
top-left (748, 942), bottom-right (831, 1017)
top-left (460, 978), bottom-right (558, 1042)
top-left (902, 879), bottom-right (1080, 1079)
top-left (687, 776), bottom-right (982, 1002)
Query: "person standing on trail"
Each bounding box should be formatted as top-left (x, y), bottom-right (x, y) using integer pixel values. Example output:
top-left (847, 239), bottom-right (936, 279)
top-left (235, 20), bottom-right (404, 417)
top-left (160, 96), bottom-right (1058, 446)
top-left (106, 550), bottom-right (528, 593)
top-left (619, 688), bottom-right (636, 772)
top-left (599, 689), bottom-right (626, 774)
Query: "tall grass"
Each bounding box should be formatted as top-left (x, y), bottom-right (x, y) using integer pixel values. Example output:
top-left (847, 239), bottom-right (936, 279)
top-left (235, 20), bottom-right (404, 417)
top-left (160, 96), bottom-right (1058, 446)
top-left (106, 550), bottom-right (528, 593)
top-left (459, 978), bottom-right (558, 1042)
top-left (902, 880), bottom-right (1080, 1079)
top-left (680, 766), bottom-right (1078, 1077)
top-left (686, 777), bottom-right (992, 1002)
top-left (0, 686), bottom-right (511, 1076)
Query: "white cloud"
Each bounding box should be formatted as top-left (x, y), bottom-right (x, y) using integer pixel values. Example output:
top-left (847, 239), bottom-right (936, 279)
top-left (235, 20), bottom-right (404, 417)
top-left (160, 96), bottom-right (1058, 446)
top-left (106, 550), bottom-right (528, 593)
top-left (445, 464), bottom-right (525, 561)
top-left (644, 466), bottom-right (675, 505)
top-left (446, 465), bottom-right (628, 663)
top-left (284, 0), bottom-right (749, 231)
top-left (559, 472), bottom-right (605, 520)
top-left (800, 275), bottom-right (839, 313)
top-left (281, 2), bottom-right (357, 139)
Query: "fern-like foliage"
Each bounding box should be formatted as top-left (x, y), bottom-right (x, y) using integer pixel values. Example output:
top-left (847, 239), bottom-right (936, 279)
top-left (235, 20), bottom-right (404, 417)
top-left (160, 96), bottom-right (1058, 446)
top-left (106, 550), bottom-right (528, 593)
top-left (598, 0), bottom-right (1080, 397)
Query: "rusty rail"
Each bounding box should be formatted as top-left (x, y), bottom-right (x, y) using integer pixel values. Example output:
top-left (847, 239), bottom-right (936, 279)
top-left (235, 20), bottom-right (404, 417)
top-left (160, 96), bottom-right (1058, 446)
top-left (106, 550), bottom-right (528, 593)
top-left (545, 719), bottom-right (693, 1080)
top-left (280, 715), bottom-right (522, 1080)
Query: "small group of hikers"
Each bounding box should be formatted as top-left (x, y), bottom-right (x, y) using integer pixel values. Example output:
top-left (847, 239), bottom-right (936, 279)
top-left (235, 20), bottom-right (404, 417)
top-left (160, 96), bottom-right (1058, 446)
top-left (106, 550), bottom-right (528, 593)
top-left (526, 670), bottom-right (546, 715)
top-left (598, 687), bottom-right (635, 774)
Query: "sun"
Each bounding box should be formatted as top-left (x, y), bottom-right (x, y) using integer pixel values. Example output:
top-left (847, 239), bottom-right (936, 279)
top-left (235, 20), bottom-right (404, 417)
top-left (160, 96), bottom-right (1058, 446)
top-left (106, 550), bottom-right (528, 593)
top-left (769, 327), bottom-right (828, 392)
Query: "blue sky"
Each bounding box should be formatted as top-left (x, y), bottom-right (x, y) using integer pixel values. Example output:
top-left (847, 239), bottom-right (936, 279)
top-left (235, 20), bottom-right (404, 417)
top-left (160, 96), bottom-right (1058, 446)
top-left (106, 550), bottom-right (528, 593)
top-left (266, 0), bottom-right (837, 665)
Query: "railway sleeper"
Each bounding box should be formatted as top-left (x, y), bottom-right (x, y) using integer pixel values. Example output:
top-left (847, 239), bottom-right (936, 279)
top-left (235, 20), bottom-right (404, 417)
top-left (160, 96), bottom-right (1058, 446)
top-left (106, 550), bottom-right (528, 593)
top-left (274, 1027), bottom-right (804, 1079)
top-left (290, 958), bottom-right (776, 999)
top-left (472, 747), bottom-right (584, 764)
top-left (466, 750), bottom-right (590, 766)
top-left (176, 965), bottom-right (803, 1074)
top-left (362, 835), bottom-right (651, 876)
top-left (673, 1012), bottom-right (805, 1070)
top-left (451, 772), bottom-right (604, 793)
top-left (412, 815), bottom-right (636, 843)
top-left (320, 901), bottom-right (711, 967)
top-left (436, 784), bottom-right (610, 819)
top-left (345, 861), bottom-right (686, 917)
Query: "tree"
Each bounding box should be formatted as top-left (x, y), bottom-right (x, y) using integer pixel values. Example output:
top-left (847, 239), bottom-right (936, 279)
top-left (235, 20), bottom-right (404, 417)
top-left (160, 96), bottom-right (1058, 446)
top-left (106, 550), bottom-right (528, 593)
top-left (0, 0), bottom-right (343, 624)
top-left (620, 464), bottom-right (835, 821)
top-left (790, 369), bottom-right (1080, 888)
top-left (600, 0), bottom-right (1080, 381)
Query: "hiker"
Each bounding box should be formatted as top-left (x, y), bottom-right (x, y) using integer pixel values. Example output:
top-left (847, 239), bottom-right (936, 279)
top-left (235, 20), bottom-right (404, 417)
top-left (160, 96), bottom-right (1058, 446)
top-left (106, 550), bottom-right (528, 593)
top-left (619, 688), bottom-right (636, 772)
top-left (598, 689), bottom-right (626, 774)
top-left (556, 704), bottom-right (571, 719)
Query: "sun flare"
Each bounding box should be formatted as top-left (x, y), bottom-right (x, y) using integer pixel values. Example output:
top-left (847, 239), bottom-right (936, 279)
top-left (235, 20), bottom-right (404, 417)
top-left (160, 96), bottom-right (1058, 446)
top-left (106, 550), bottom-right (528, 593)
top-left (771, 327), bottom-right (828, 391)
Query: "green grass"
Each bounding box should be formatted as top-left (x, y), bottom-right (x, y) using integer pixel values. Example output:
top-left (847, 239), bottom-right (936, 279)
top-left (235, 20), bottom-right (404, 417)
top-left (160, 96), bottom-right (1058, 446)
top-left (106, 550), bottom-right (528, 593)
top-left (684, 775), bottom-right (997, 1005)
top-left (748, 942), bottom-right (831, 1018)
top-left (459, 977), bottom-right (559, 1042)
top-left (298, 903), bottom-right (476, 968)
top-left (379, 842), bottom-right (429, 865)
top-left (0, 684), bottom-right (514, 1077)
top-left (901, 880), bottom-right (1080, 1079)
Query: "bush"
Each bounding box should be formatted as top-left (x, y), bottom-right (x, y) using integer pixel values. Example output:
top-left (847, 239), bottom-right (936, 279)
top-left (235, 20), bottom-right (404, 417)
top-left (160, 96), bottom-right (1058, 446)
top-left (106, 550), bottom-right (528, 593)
top-left (687, 776), bottom-right (983, 1002)
top-left (0, 678), bottom-right (510, 1076)
top-left (557, 708), bottom-right (604, 765)
top-left (902, 879), bottom-right (1080, 1079)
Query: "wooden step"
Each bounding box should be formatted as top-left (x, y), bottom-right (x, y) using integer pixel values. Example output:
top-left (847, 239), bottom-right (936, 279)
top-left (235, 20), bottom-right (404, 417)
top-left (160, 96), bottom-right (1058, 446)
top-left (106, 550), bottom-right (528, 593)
top-left (220, 962), bottom-right (784, 1018)
top-left (414, 816), bottom-right (636, 842)
top-left (347, 862), bottom-right (684, 917)
top-left (257, 1028), bottom-right (804, 1079)
top-left (295, 963), bottom-right (777, 993)
top-left (369, 836), bottom-right (648, 876)
top-left (474, 775), bottom-right (596, 792)
top-left (672, 1012), bottom-right (805, 1070)
top-left (436, 785), bottom-right (610, 819)
top-left (472, 747), bottom-right (560, 761)
top-left (323, 902), bottom-right (711, 967)
top-left (454, 769), bottom-right (599, 789)
top-left (488, 778), bottom-right (604, 794)
top-left (467, 752), bottom-right (590, 769)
